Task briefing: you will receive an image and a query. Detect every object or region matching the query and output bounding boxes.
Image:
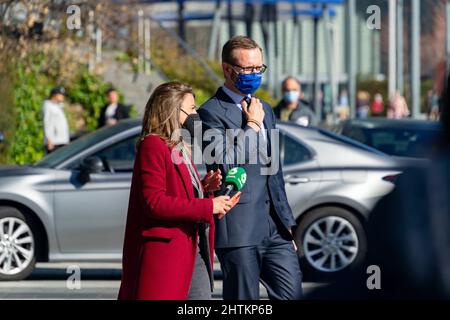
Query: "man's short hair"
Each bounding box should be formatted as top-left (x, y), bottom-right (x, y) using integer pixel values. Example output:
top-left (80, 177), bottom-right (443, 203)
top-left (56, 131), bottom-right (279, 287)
top-left (106, 87), bottom-right (116, 95)
top-left (281, 76), bottom-right (301, 90)
top-left (222, 36), bottom-right (263, 65)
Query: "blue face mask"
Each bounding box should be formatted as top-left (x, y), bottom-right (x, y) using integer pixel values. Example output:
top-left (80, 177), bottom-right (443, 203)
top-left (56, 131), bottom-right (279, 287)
top-left (234, 72), bottom-right (263, 95)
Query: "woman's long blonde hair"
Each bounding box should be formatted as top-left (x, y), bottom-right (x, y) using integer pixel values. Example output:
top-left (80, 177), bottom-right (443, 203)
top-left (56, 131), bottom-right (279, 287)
top-left (138, 81), bottom-right (194, 148)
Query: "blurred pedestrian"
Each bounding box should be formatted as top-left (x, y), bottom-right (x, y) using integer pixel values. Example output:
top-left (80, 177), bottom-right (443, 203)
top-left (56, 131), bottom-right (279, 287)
top-left (387, 90), bottom-right (410, 119)
top-left (97, 88), bottom-right (130, 128)
top-left (371, 93), bottom-right (384, 116)
top-left (336, 89), bottom-right (350, 121)
top-left (426, 89), bottom-right (440, 121)
top-left (274, 76), bottom-right (317, 126)
top-left (42, 87), bottom-right (70, 154)
top-left (307, 74), bottom-right (450, 300)
top-left (364, 80), bottom-right (450, 298)
top-left (356, 91), bottom-right (370, 119)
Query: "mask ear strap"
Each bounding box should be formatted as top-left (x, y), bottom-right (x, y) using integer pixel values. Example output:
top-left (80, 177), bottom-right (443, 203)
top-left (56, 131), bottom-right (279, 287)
top-left (180, 108), bottom-right (189, 116)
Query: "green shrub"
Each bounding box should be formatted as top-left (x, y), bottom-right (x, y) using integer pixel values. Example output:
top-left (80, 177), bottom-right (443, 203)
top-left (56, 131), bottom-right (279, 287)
top-left (0, 63), bottom-right (16, 164)
top-left (2, 53), bottom-right (130, 165)
top-left (66, 69), bottom-right (112, 131)
top-left (8, 54), bottom-right (54, 164)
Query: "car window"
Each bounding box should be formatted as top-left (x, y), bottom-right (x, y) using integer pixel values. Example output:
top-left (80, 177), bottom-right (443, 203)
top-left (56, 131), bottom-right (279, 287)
top-left (346, 127), bottom-right (440, 158)
top-left (282, 133), bottom-right (312, 165)
top-left (35, 121), bottom-right (140, 168)
top-left (319, 128), bottom-right (388, 156)
top-left (342, 126), bottom-right (367, 144)
top-left (93, 135), bottom-right (139, 172)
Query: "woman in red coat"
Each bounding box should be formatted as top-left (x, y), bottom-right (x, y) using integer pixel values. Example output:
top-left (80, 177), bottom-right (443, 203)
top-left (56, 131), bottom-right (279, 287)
top-left (118, 82), bottom-right (233, 300)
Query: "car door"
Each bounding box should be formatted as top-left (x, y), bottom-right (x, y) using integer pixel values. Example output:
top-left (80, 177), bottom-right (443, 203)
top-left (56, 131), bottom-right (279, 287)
top-left (280, 131), bottom-right (322, 219)
top-left (53, 134), bottom-right (138, 254)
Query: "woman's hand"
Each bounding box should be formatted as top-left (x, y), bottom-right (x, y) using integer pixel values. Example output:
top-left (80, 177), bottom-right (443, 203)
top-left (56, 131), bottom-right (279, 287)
top-left (212, 196), bottom-right (233, 217)
top-left (203, 169), bottom-right (222, 193)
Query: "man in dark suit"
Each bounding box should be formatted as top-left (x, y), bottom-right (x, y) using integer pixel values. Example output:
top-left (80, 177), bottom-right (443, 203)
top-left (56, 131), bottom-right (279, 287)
top-left (198, 36), bottom-right (303, 300)
top-left (97, 88), bottom-right (130, 128)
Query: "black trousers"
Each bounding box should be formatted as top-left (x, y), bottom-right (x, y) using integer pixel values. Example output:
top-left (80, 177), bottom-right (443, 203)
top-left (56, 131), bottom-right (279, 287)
top-left (216, 213), bottom-right (303, 300)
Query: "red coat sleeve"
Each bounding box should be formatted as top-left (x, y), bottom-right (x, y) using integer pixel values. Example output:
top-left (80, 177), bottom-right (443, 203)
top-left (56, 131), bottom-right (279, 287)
top-left (139, 136), bottom-right (214, 223)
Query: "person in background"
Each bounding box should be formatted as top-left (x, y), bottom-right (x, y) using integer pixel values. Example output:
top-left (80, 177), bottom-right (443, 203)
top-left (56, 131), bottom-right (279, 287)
top-left (336, 89), bottom-right (350, 121)
top-left (426, 89), bottom-right (440, 121)
top-left (371, 93), bottom-right (384, 117)
top-left (98, 88), bottom-right (130, 128)
top-left (274, 76), bottom-right (317, 126)
top-left (356, 91), bottom-right (370, 119)
top-left (307, 73), bottom-right (450, 300)
top-left (388, 90), bottom-right (410, 119)
top-left (364, 74), bottom-right (450, 298)
top-left (42, 87), bottom-right (70, 154)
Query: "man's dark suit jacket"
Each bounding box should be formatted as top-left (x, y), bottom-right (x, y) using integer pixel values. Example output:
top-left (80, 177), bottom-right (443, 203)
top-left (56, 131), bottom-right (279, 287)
top-left (97, 103), bottom-right (130, 128)
top-left (198, 87), bottom-right (297, 248)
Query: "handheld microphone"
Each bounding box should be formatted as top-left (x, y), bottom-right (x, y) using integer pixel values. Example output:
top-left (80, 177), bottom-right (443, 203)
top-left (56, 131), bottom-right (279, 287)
top-left (224, 167), bottom-right (247, 196)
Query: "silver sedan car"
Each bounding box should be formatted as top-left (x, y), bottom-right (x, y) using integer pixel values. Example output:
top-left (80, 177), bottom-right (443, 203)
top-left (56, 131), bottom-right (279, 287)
top-left (0, 119), bottom-right (400, 281)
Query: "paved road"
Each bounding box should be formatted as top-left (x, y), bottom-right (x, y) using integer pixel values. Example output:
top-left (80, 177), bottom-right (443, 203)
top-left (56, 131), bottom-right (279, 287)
top-left (0, 263), bottom-right (326, 300)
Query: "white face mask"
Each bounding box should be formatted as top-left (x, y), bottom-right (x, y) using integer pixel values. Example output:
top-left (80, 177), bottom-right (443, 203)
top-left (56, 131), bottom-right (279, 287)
top-left (296, 116), bottom-right (309, 127)
top-left (283, 90), bottom-right (300, 103)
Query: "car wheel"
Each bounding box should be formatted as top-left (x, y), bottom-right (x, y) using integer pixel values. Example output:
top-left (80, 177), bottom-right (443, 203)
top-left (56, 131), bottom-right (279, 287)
top-left (0, 206), bottom-right (37, 281)
top-left (295, 206), bottom-right (367, 281)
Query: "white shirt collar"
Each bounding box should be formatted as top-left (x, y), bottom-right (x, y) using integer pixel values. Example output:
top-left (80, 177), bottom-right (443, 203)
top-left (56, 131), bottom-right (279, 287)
top-left (221, 85), bottom-right (250, 107)
top-left (220, 85), bottom-right (266, 139)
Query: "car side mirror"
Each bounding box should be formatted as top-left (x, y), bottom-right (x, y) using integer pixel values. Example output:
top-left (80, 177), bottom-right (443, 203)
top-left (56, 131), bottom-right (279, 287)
top-left (78, 156), bottom-right (104, 183)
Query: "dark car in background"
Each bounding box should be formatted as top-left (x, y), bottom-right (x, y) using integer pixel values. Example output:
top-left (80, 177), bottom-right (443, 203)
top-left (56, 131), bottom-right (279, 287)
top-left (334, 118), bottom-right (442, 165)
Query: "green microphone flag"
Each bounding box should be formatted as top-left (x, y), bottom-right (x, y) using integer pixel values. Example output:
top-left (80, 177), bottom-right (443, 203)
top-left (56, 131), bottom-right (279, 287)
top-left (224, 167), bottom-right (247, 195)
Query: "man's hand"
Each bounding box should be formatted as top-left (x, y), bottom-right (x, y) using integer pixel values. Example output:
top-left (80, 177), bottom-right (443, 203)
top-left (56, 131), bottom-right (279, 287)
top-left (241, 97), bottom-right (265, 130)
top-left (107, 118), bottom-right (118, 126)
top-left (47, 140), bottom-right (54, 152)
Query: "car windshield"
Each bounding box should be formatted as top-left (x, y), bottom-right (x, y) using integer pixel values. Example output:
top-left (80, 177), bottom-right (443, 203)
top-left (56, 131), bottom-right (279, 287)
top-left (342, 126), bottom-right (441, 158)
top-left (35, 121), bottom-right (139, 168)
top-left (317, 128), bottom-right (388, 156)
